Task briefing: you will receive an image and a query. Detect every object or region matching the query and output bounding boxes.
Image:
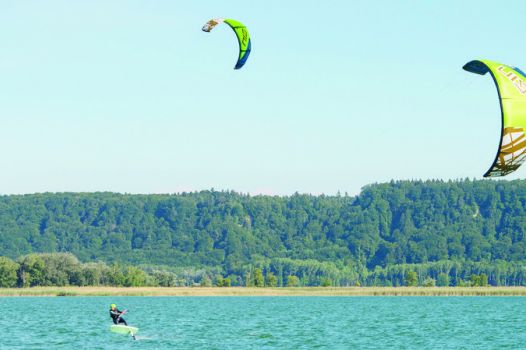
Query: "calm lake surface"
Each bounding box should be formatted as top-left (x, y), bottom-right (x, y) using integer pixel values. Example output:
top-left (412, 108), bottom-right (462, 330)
top-left (0, 296), bottom-right (524, 349)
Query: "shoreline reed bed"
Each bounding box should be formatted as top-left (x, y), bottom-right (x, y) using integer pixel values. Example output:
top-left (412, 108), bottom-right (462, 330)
top-left (1, 286), bottom-right (526, 297)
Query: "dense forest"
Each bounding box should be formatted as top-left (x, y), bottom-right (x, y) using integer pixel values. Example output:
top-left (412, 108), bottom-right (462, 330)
top-left (1, 179), bottom-right (526, 286)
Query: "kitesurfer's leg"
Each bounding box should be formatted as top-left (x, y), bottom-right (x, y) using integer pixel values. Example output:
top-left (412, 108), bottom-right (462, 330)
top-left (118, 317), bottom-right (128, 326)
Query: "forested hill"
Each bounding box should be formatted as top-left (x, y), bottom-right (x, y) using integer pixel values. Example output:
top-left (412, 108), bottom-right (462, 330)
top-left (1, 179), bottom-right (526, 272)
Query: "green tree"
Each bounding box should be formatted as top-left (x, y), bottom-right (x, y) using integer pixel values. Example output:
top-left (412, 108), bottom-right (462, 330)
top-left (422, 277), bottom-right (436, 287)
top-left (253, 268), bottom-right (264, 287)
top-left (470, 274), bottom-right (481, 287)
top-left (405, 271), bottom-right (418, 287)
top-left (19, 271), bottom-right (31, 288)
top-left (200, 275), bottom-right (212, 287)
top-left (17, 254), bottom-right (46, 287)
top-left (107, 264), bottom-right (125, 286)
top-left (82, 262), bottom-right (107, 286)
top-left (244, 271), bottom-right (252, 287)
top-left (151, 270), bottom-right (178, 287)
top-left (321, 278), bottom-right (332, 287)
top-left (286, 275), bottom-right (300, 287)
top-left (265, 272), bottom-right (277, 287)
top-left (123, 266), bottom-right (148, 287)
top-left (0, 257), bottom-right (19, 287)
top-left (39, 253), bottom-right (82, 286)
top-left (437, 273), bottom-right (450, 287)
top-left (479, 273), bottom-right (489, 287)
top-left (216, 275), bottom-right (225, 287)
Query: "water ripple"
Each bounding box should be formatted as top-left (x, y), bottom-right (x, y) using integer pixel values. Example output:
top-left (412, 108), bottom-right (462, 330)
top-left (0, 296), bottom-right (524, 349)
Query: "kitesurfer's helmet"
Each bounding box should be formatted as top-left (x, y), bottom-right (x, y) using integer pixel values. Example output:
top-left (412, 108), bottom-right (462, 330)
top-left (110, 304), bottom-right (116, 309)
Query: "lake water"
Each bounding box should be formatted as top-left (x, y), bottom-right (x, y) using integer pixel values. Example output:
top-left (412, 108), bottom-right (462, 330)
top-left (0, 296), bottom-right (524, 349)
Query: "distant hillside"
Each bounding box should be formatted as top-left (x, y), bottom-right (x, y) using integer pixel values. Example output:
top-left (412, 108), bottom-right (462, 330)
top-left (1, 179), bottom-right (526, 275)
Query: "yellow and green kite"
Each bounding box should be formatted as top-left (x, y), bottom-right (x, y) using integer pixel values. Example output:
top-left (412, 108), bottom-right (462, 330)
top-left (202, 18), bottom-right (251, 70)
top-left (464, 60), bottom-right (526, 177)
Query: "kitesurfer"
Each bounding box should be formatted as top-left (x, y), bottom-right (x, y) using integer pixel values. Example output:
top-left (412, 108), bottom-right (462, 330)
top-left (109, 304), bottom-right (128, 326)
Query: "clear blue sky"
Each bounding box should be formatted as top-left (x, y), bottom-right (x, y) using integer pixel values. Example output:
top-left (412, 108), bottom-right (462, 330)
top-left (0, 0), bottom-right (525, 195)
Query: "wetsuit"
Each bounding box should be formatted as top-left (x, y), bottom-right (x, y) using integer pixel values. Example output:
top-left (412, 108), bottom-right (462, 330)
top-left (109, 308), bottom-right (128, 326)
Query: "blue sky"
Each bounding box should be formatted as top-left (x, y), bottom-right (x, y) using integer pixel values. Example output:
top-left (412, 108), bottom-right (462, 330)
top-left (0, 0), bottom-right (525, 195)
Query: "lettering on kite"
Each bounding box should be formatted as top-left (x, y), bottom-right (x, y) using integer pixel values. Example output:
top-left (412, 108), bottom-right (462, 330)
top-left (241, 28), bottom-right (248, 46)
top-left (497, 66), bottom-right (526, 94)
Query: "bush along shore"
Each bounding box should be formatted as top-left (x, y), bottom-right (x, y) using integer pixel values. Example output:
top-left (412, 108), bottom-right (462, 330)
top-left (1, 252), bottom-right (526, 290)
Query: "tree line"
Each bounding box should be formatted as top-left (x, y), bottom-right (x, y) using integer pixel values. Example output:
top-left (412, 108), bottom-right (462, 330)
top-left (1, 252), bottom-right (525, 288)
top-left (1, 179), bottom-right (526, 284)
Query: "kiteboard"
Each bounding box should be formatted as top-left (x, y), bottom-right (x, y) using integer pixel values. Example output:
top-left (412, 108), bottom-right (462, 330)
top-left (110, 324), bottom-right (139, 336)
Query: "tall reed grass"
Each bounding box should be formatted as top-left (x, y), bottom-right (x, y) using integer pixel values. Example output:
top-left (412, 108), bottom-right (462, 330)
top-left (1, 286), bottom-right (526, 297)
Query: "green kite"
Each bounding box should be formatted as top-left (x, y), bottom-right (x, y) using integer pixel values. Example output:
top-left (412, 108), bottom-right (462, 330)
top-left (464, 59), bottom-right (526, 177)
top-left (202, 18), bottom-right (251, 70)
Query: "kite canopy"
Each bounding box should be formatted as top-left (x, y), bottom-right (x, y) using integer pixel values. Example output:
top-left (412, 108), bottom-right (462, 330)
top-left (202, 18), bottom-right (251, 70)
top-left (463, 59), bottom-right (526, 177)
